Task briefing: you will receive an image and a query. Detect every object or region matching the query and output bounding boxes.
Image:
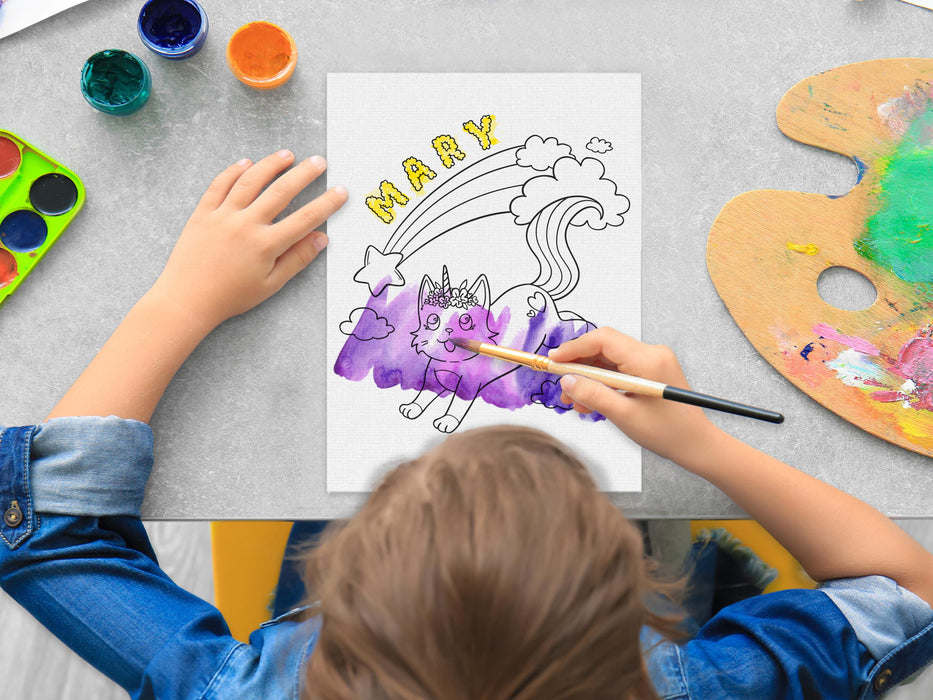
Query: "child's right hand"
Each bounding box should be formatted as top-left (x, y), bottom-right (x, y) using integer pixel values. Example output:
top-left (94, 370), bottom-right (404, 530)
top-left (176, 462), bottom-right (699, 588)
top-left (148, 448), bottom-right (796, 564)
top-left (555, 332), bottom-right (933, 608)
top-left (551, 328), bottom-right (723, 469)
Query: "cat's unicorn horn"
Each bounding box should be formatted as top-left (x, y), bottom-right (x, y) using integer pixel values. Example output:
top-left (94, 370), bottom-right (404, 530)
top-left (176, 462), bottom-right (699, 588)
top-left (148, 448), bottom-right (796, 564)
top-left (441, 266), bottom-right (451, 294)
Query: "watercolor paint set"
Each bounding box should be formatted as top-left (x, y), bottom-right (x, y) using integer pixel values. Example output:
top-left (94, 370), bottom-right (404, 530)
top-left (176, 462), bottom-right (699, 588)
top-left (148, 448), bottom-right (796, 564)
top-left (0, 130), bottom-right (84, 305)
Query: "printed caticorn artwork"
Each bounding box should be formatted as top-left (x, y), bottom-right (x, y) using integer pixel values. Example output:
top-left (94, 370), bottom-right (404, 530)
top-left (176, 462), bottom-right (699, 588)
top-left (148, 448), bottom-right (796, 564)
top-left (336, 135), bottom-right (630, 434)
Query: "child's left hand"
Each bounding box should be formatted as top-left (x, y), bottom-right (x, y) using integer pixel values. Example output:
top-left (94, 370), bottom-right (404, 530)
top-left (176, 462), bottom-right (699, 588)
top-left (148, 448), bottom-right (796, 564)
top-left (150, 150), bottom-right (347, 330)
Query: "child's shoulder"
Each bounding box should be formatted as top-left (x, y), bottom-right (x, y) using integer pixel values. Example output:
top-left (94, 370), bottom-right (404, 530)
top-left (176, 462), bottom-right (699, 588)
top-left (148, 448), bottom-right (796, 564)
top-left (645, 577), bottom-right (933, 700)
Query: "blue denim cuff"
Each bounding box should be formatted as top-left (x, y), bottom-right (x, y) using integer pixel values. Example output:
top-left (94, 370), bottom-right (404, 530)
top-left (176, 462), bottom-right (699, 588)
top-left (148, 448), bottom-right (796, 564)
top-left (28, 416), bottom-right (154, 517)
top-left (821, 575), bottom-right (933, 662)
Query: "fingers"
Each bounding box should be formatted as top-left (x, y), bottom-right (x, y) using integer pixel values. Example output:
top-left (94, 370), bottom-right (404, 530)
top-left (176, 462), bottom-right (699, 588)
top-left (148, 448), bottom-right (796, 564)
top-left (250, 155), bottom-right (328, 220)
top-left (195, 159), bottom-right (252, 212)
top-left (269, 232), bottom-right (329, 290)
top-left (562, 391), bottom-right (593, 414)
top-left (272, 185), bottom-right (348, 253)
top-left (224, 150), bottom-right (297, 209)
top-left (549, 327), bottom-right (642, 369)
top-left (560, 374), bottom-right (631, 424)
top-left (550, 327), bottom-right (680, 382)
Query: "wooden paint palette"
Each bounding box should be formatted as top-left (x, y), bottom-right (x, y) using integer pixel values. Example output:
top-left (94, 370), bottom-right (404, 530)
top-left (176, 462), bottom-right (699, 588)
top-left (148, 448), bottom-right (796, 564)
top-left (708, 58), bottom-right (933, 457)
top-left (0, 130), bottom-right (85, 306)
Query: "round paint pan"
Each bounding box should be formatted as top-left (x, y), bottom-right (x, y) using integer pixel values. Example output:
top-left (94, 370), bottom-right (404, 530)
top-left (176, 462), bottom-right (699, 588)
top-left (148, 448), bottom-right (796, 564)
top-left (226, 21), bottom-right (297, 90)
top-left (80, 50), bottom-right (152, 116)
top-left (30, 174), bottom-right (79, 216)
top-left (138, 0), bottom-right (209, 60)
top-left (0, 248), bottom-right (17, 288)
top-left (0, 136), bottom-right (21, 179)
top-left (0, 210), bottom-right (48, 253)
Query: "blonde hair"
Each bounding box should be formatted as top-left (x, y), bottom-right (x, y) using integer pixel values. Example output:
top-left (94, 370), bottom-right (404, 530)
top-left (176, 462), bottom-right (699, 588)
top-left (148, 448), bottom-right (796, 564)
top-left (301, 425), bottom-right (684, 699)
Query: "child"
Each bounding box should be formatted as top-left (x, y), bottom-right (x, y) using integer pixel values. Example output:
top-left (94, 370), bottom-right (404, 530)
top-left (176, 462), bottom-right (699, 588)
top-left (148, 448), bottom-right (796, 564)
top-left (1, 151), bottom-right (932, 699)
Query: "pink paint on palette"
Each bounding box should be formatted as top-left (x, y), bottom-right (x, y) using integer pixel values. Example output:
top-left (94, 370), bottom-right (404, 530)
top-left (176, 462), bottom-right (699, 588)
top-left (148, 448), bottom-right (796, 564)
top-left (815, 325), bottom-right (933, 412)
top-left (812, 323), bottom-right (881, 356)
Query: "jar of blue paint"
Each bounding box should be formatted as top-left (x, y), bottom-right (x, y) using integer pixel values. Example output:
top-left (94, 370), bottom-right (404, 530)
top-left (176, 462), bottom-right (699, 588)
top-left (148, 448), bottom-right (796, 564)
top-left (137, 0), bottom-right (209, 60)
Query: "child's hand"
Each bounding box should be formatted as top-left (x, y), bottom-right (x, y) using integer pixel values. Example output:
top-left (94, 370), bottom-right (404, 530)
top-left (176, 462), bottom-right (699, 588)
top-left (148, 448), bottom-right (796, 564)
top-left (150, 150), bottom-right (347, 329)
top-left (551, 327), bottom-right (722, 468)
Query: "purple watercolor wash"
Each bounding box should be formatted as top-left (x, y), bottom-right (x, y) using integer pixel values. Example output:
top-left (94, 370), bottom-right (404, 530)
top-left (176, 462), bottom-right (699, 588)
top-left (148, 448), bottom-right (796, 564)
top-left (335, 275), bottom-right (605, 428)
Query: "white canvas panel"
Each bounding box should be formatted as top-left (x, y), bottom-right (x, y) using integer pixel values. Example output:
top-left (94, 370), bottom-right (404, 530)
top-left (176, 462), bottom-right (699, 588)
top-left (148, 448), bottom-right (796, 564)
top-left (326, 73), bottom-right (642, 492)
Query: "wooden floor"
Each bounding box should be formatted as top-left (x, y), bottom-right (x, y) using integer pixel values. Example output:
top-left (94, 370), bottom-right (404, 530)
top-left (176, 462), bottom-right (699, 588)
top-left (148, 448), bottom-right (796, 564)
top-left (2, 520), bottom-right (932, 699)
top-left (0, 522), bottom-right (213, 700)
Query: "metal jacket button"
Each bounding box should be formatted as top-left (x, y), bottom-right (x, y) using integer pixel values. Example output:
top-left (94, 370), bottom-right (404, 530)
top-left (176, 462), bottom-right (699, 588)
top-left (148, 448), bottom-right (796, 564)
top-left (873, 668), bottom-right (893, 691)
top-left (3, 500), bottom-right (23, 527)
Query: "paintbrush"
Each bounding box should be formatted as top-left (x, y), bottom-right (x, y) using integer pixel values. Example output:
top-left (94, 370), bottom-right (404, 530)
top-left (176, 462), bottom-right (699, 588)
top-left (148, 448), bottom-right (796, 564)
top-left (451, 338), bottom-right (784, 424)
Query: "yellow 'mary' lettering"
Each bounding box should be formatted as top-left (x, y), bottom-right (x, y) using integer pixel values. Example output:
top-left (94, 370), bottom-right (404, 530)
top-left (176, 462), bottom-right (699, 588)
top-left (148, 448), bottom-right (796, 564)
top-left (365, 180), bottom-right (410, 224)
top-left (403, 157), bottom-right (437, 192)
top-left (431, 135), bottom-right (466, 168)
top-left (462, 115), bottom-right (498, 150)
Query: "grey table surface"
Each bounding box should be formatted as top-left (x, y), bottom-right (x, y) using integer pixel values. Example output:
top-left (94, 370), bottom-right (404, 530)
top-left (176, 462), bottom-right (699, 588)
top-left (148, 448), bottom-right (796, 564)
top-left (0, 0), bottom-right (931, 519)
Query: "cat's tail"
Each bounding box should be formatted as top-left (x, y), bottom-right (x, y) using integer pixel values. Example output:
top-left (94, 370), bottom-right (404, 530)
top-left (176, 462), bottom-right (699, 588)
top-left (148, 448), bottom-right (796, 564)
top-left (525, 195), bottom-right (599, 300)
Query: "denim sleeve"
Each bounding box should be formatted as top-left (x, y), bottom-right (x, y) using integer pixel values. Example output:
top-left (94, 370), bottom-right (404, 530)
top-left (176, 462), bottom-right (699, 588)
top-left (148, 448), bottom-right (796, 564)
top-left (680, 587), bottom-right (876, 699)
top-left (29, 415), bottom-right (154, 516)
top-left (0, 419), bottom-right (294, 700)
top-left (820, 576), bottom-right (933, 661)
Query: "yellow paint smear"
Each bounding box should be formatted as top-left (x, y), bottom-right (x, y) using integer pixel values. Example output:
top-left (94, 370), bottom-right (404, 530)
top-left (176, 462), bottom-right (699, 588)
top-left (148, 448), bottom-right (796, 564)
top-left (786, 242), bottom-right (820, 255)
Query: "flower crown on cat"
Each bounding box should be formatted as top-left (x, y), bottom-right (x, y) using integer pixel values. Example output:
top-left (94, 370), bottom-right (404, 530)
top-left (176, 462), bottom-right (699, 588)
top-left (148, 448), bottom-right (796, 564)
top-left (423, 285), bottom-right (479, 310)
top-left (420, 267), bottom-right (486, 311)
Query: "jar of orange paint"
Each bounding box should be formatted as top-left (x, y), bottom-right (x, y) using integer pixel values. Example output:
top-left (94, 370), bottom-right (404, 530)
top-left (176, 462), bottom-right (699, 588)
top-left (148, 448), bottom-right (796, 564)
top-left (226, 21), bottom-right (297, 89)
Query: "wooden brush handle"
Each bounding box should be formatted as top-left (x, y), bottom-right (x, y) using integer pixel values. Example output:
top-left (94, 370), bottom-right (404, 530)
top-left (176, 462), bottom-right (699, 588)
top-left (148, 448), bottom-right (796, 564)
top-left (547, 360), bottom-right (667, 396)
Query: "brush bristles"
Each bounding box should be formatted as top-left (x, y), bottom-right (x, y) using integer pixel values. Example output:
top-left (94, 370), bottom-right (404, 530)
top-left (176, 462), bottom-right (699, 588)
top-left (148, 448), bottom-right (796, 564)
top-left (451, 337), bottom-right (483, 352)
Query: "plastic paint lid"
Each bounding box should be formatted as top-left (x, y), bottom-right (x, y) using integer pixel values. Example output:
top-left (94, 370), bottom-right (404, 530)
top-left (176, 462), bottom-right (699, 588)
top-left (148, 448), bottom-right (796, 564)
top-left (30, 173), bottom-right (79, 216)
top-left (0, 210), bottom-right (48, 253)
top-left (226, 21), bottom-right (297, 89)
top-left (138, 0), bottom-right (209, 60)
top-left (80, 49), bottom-right (152, 116)
top-left (0, 136), bottom-right (21, 179)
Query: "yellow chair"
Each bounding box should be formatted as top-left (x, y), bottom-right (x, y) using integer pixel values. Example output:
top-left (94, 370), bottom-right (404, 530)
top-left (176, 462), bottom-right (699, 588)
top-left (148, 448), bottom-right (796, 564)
top-left (211, 519), bottom-right (812, 644)
top-left (690, 519), bottom-right (815, 593)
top-left (211, 521), bottom-right (294, 643)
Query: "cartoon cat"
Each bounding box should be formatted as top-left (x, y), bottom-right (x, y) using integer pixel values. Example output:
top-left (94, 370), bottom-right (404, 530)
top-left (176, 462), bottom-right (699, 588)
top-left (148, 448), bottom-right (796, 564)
top-left (399, 266), bottom-right (593, 432)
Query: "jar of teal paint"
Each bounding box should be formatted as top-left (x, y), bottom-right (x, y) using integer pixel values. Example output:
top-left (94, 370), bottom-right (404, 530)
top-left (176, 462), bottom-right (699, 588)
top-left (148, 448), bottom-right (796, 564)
top-left (80, 50), bottom-right (152, 116)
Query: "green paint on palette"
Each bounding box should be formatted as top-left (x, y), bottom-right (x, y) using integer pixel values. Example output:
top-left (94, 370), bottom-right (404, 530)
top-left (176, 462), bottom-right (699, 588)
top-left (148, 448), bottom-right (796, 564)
top-left (855, 106), bottom-right (933, 282)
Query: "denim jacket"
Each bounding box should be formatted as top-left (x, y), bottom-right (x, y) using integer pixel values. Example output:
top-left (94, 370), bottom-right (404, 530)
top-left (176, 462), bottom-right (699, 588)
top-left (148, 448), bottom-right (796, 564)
top-left (1, 416), bottom-right (931, 699)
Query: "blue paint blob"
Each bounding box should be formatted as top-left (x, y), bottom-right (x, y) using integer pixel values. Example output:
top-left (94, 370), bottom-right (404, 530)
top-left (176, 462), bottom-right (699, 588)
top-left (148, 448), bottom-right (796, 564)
top-left (0, 210), bottom-right (48, 252)
top-left (800, 342), bottom-right (826, 361)
top-left (828, 156), bottom-right (869, 199)
top-left (138, 0), bottom-right (208, 60)
top-left (853, 155), bottom-right (867, 184)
